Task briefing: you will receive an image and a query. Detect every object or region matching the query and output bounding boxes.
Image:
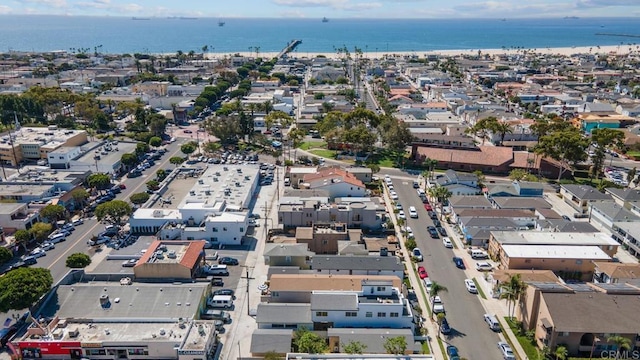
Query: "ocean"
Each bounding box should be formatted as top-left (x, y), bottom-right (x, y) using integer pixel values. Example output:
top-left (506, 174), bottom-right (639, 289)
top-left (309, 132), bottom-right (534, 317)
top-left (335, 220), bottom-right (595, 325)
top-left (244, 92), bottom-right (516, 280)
top-left (0, 15), bottom-right (639, 54)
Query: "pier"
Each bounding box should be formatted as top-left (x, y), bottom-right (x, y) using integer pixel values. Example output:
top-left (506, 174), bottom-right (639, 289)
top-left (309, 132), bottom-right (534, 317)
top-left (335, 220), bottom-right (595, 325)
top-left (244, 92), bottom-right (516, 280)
top-left (277, 39), bottom-right (302, 58)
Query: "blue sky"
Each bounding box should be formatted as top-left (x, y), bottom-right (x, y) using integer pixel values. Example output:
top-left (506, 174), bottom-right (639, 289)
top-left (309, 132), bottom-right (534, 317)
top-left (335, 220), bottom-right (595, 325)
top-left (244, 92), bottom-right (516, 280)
top-left (2, 0), bottom-right (638, 18)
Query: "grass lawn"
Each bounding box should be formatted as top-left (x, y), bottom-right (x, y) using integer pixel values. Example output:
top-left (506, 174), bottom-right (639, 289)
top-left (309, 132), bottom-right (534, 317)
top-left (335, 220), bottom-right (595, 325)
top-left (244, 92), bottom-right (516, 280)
top-left (421, 341), bottom-right (431, 355)
top-left (472, 278), bottom-right (487, 300)
top-left (626, 151), bottom-right (640, 159)
top-left (366, 149), bottom-right (401, 168)
top-left (505, 317), bottom-right (540, 360)
top-left (308, 149), bottom-right (337, 158)
top-left (298, 141), bottom-right (327, 150)
top-left (436, 337), bottom-right (447, 360)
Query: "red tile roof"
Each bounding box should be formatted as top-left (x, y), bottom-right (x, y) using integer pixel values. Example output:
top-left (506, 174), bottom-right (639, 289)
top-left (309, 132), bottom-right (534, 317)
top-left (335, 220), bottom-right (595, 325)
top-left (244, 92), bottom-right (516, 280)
top-left (303, 168), bottom-right (365, 188)
top-left (181, 241), bottom-right (205, 268)
top-left (416, 146), bottom-right (513, 166)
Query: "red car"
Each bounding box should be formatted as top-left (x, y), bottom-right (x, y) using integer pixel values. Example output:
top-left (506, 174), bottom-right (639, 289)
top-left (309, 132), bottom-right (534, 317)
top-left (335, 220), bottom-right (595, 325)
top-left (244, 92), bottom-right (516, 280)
top-left (119, 184), bottom-right (126, 189)
top-left (418, 266), bottom-right (428, 279)
top-left (424, 203), bottom-right (433, 211)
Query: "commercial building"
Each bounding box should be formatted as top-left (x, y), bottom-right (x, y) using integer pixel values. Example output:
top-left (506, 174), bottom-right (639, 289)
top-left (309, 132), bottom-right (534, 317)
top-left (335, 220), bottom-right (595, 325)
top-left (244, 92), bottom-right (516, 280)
top-left (0, 126), bottom-right (87, 166)
top-left (278, 197), bottom-right (383, 230)
top-left (133, 240), bottom-right (206, 280)
top-left (14, 281), bottom-right (219, 360)
top-left (131, 165), bottom-right (258, 245)
top-left (0, 202), bottom-right (40, 232)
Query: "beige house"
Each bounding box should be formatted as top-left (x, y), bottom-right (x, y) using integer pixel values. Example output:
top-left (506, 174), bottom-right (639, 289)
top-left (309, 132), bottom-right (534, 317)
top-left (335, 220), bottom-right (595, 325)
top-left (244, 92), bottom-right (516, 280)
top-left (263, 243), bottom-right (313, 269)
top-left (295, 223), bottom-right (361, 254)
top-left (520, 283), bottom-right (640, 357)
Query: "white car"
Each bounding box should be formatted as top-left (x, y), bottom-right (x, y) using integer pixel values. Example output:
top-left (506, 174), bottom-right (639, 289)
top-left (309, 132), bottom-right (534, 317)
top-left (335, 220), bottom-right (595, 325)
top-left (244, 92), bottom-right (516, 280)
top-left (409, 206), bottom-right (418, 218)
top-left (397, 210), bottom-right (406, 219)
top-left (442, 237), bottom-right (453, 248)
top-left (406, 226), bottom-right (415, 239)
top-left (41, 242), bottom-right (55, 251)
top-left (464, 279), bottom-right (478, 294)
top-left (498, 341), bottom-right (516, 360)
top-left (29, 248), bottom-right (47, 258)
top-left (388, 183), bottom-right (394, 190)
top-left (476, 261), bottom-right (494, 271)
top-left (390, 191), bottom-right (399, 200)
top-left (412, 248), bottom-right (424, 262)
top-left (431, 296), bottom-right (445, 313)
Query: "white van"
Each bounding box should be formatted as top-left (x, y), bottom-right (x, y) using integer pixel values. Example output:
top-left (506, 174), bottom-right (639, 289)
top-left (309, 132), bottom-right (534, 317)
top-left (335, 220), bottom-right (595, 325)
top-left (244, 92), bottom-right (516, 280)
top-left (484, 314), bottom-right (501, 331)
top-left (204, 264), bottom-right (229, 276)
top-left (207, 295), bottom-right (233, 309)
top-left (48, 233), bottom-right (66, 244)
top-left (471, 249), bottom-right (489, 260)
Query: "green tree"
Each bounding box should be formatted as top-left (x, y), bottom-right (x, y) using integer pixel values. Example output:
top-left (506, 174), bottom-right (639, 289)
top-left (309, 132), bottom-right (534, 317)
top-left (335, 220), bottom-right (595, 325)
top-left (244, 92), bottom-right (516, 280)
top-left (95, 200), bottom-right (132, 226)
top-left (489, 120), bottom-right (513, 146)
top-left (436, 312), bottom-right (446, 335)
top-left (66, 253), bottom-right (91, 268)
top-left (180, 141), bottom-right (198, 156)
top-left (466, 116), bottom-right (498, 145)
top-left (146, 180), bottom-right (160, 191)
top-left (367, 163), bottom-right (380, 175)
top-left (342, 340), bottom-right (367, 354)
top-left (265, 110), bottom-right (293, 130)
top-left (204, 115), bottom-right (241, 146)
top-left (607, 335), bottom-right (632, 359)
top-left (383, 121), bottom-right (414, 154)
top-left (121, 153), bottom-right (138, 168)
top-left (202, 141), bottom-right (222, 156)
top-left (156, 169), bottom-right (167, 181)
top-left (0, 246), bottom-right (12, 265)
top-left (427, 185), bottom-right (452, 219)
top-left (14, 229), bottom-right (31, 250)
top-left (29, 222), bottom-right (53, 242)
top-left (70, 188), bottom-right (89, 208)
top-left (263, 351), bottom-right (283, 360)
top-left (149, 136), bottom-right (162, 148)
top-left (590, 128), bottom-right (625, 181)
top-left (554, 345), bottom-right (567, 360)
top-left (130, 192), bottom-right (150, 205)
top-left (87, 173), bottom-right (112, 191)
top-left (293, 328), bottom-right (328, 354)
top-left (39, 204), bottom-right (66, 223)
top-left (534, 129), bottom-right (589, 182)
top-left (627, 167), bottom-right (637, 187)
top-left (169, 156), bottom-right (185, 167)
top-left (500, 274), bottom-right (526, 319)
top-left (383, 336), bottom-right (407, 355)
top-left (148, 115), bottom-right (167, 137)
top-left (0, 267), bottom-right (53, 312)
top-left (509, 169), bottom-right (528, 181)
top-left (135, 142), bottom-right (150, 156)
top-left (473, 170), bottom-right (486, 189)
top-left (422, 158), bottom-right (438, 182)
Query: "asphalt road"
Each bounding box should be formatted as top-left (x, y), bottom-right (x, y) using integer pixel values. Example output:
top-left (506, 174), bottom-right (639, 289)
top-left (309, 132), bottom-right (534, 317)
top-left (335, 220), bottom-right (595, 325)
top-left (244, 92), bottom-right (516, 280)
top-left (390, 177), bottom-right (503, 360)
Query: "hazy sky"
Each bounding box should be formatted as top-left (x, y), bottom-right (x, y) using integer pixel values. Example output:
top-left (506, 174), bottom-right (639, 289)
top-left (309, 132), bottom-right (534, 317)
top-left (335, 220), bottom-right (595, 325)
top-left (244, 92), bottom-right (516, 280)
top-left (2, 0), bottom-right (638, 18)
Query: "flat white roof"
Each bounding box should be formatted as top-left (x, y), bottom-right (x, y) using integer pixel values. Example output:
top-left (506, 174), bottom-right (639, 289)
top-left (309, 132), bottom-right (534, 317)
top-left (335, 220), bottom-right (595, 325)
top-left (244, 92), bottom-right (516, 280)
top-left (492, 231), bottom-right (619, 246)
top-left (132, 208), bottom-right (181, 221)
top-left (502, 244), bottom-right (611, 260)
top-left (289, 167), bottom-right (319, 174)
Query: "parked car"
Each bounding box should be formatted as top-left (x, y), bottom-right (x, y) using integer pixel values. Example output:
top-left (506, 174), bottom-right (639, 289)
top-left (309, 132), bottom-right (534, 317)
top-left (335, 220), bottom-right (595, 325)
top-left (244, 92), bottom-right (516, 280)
top-left (452, 257), bottom-right (465, 269)
top-left (218, 257), bottom-right (239, 266)
top-left (498, 342), bottom-right (516, 360)
top-left (427, 226), bottom-right (439, 239)
top-left (397, 210), bottom-right (406, 220)
top-left (431, 296), bottom-right (445, 313)
top-left (211, 278), bottom-right (224, 287)
top-left (424, 203), bottom-right (433, 211)
top-left (41, 242), bottom-right (55, 251)
top-left (446, 345), bottom-right (460, 360)
top-left (428, 211), bottom-right (437, 220)
top-left (412, 248), bottom-right (423, 262)
top-left (437, 226), bottom-right (447, 236)
top-left (29, 248), bottom-right (46, 258)
top-left (442, 237), bottom-right (453, 248)
top-left (476, 262), bottom-right (494, 271)
top-left (213, 289), bottom-right (235, 298)
top-left (440, 317), bottom-right (451, 335)
top-left (464, 279), bottom-right (478, 294)
top-left (72, 218), bottom-right (84, 226)
top-left (121, 259), bottom-right (137, 267)
top-left (418, 266), bottom-right (428, 279)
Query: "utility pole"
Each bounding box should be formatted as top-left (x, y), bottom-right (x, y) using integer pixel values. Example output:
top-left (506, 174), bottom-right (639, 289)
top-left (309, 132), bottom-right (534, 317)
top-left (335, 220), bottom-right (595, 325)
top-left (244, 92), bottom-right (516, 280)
top-left (242, 267), bottom-right (255, 316)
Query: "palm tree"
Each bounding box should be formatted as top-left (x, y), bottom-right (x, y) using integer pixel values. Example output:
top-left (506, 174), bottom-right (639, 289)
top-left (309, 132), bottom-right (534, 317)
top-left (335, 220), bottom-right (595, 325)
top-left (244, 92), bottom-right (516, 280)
top-left (554, 345), bottom-right (567, 360)
top-left (436, 313), bottom-right (446, 335)
top-left (607, 335), bottom-right (631, 359)
top-left (500, 274), bottom-right (526, 319)
top-left (429, 281), bottom-right (448, 318)
top-left (427, 185), bottom-right (452, 220)
top-left (491, 121), bottom-right (513, 146)
top-left (263, 100), bottom-right (273, 115)
top-left (422, 157), bottom-right (438, 182)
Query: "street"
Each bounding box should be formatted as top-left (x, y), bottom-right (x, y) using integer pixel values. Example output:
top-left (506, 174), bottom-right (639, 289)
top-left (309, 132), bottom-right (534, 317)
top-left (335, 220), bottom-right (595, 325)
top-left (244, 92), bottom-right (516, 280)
top-left (390, 176), bottom-right (504, 360)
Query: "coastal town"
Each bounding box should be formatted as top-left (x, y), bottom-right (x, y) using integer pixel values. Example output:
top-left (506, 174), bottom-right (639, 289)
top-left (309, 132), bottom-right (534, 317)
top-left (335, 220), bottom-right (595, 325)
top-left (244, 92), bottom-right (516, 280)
top-left (0, 42), bottom-right (639, 360)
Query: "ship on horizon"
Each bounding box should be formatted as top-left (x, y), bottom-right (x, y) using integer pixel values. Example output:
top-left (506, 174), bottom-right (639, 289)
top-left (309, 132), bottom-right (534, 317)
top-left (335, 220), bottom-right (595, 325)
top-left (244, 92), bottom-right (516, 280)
top-left (132, 17), bottom-right (151, 20)
top-left (322, 17), bottom-right (329, 23)
top-left (218, 20), bottom-right (225, 27)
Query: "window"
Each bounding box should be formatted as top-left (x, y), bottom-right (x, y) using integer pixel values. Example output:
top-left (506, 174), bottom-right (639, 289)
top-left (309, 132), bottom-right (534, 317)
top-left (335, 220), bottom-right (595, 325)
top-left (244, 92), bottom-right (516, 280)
top-left (316, 311), bottom-right (327, 317)
top-left (576, 259), bottom-right (583, 265)
top-left (524, 259), bottom-right (531, 263)
top-left (240, 227), bottom-right (244, 232)
top-left (86, 349), bottom-right (106, 356)
top-left (345, 312), bottom-right (357, 317)
top-left (128, 348), bottom-right (149, 355)
top-left (223, 227), bottom-right (228, 231)
top-left (212, 227), bottom-right (218, 232)
top-left (322, 240), bottom-right (328, 245)
top-left (559, 332), bottom-right (569, 337)
top-left (390, 312), bottom-right (399, 317)
top-left (377, 286), bottom-right (386, 291)
top-left (212, 237), bottom-right (218, 242)
top-left (377, 312), bottom-right (386, 317)
top-left (365, 312), bottom-right (372, 318)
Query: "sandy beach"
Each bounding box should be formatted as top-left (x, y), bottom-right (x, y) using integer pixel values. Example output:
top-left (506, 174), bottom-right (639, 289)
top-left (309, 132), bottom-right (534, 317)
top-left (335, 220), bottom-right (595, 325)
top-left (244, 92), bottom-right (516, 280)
top-left (203, 44), bottom-right (633, 60)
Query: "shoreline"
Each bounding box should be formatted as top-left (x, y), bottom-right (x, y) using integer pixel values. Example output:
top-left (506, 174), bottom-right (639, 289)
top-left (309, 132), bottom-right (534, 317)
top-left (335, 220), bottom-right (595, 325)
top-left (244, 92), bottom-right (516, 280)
top-left (200, 45), bottom-right (632, 60)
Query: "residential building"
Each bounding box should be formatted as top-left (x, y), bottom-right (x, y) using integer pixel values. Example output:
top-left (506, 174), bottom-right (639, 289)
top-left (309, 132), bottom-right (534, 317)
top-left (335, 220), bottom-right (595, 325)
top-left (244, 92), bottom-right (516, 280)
top-left (489, 231), bottom-right (619, 258)
top-left (588, 201), bottom-right (640, 230)
top-left (344, 167), bottom-right (373, 184)
top-left (486, 181), bottom-right (545, 199)
top-left (0, 202), bottom-right (39, 232)
top-left (300, 168), bottom-right (367, 200)
top-left (263, 243), bottom-right (314, 269)
top-left (593, 262), bottom-right (640, 285)
top-left (604, 187), bottom-right (640, 209)
top-left (278, 197), bottom-right (382, 230)
top-left (428, 169), bottom-right (480, 196)
top-left (310, 254), bottom-right (404, 278)
top-left (610, 222), bottom-right (640, 259)
top-left (560, 184), bottom-right (613, 215)
top-left (264, 274), bottom-right (403, 303)
top-left (287, 167), bottom-right (319, 189)
top-left (295, 223), bottom-right (361, 254)
top-left (519, 283), bottom-right (640, 357)
top-left (0, 127), bottom-right (88, 166)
